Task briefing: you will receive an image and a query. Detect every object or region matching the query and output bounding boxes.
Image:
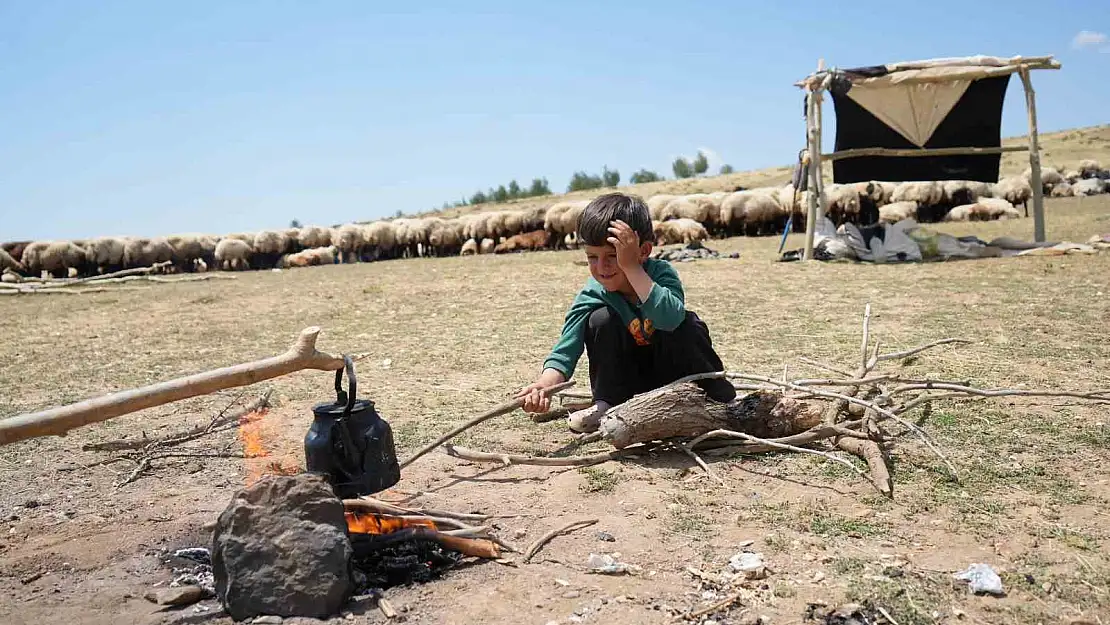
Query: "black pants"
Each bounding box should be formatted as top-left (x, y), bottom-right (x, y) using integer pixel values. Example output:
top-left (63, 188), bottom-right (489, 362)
top-left (585, 307), bottom-right (737, 406)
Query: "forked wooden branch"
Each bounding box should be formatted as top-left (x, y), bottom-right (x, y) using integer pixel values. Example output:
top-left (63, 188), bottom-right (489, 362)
top-left (0, 327), bottom-right (344, 447)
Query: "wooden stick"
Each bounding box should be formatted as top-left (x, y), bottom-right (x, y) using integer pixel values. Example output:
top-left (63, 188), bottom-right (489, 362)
top-left (687, 429), bottom-right (884, 495)
top-left (824, 145), bottom-right (1028, 162)
top-left (875, 338), bottom-right (972, 362)
top-left (33, 262), bottom-right (173, 286)
top-left (0, 327), bottom-right (344, 447)
top-left (860, 302), bottom-right (872, 371)
top-left (350, 498), bottom-right (494, 523)
top-left (524, 519), bottom-right (597, 563)
top-left (674, 591), bottom-right (745, 621)
top-left (342, 500), bottom-right (473, 531)
top-left (835, 437), bottom-right (892, 498)
top-left (887, 382), bottom-right (1110, 402)
top-left (398, 380), bottom-right (575, 468)
top-left (81, 390), bottom-right (269, 452)
top-left (677, 442), bottom-right (723, 485)
top-left (443, 443), bottom-right (642, 467)
top-left (694, 419), bottom-right (865, 454)
top-left (798, 357), bottom-right (854, 379)
top-left (1019, 66), bottom-right (1046, 241)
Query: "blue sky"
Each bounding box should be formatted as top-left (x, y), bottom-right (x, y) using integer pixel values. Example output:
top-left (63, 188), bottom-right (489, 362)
top-left (0, 0), bottom-right (1106, 241)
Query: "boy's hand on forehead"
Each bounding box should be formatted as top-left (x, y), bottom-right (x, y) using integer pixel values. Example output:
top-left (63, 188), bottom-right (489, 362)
top-left (607, 219), bottom-right (642, 271)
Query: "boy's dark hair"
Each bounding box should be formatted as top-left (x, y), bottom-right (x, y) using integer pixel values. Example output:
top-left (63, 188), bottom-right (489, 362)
top-left (576, 192), bottom-right (655, 246)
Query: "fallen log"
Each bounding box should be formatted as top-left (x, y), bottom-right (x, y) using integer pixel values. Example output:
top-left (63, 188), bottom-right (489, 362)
top-left (598, 383), bottom-right (824, 449)
top-left (0, 327), bottom-right (345, 447)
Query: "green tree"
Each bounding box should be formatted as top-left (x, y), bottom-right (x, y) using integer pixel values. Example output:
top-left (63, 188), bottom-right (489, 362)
top-left (693, 151), bottom-right (709, 175)
top-left (719, 164), bottom-right (735, 175)
top-left (567, 171), bottom-right (604, 192)
top-left (529, 178), bottom-right (552, 196)
top-left (289, 218), bottom-right (302, 228)
top-left (508, 180), bottom-right (522, 199)
top-left (493, 185), bottom-right (509, 203)
top-left (629, 169), bottom-right (662, 184)
top-left (601, 166), bottom-right (620, 187)
top-left (672, 157), bottom-right (693, 179)
top-left (470, 190), bottom-right (489, 205)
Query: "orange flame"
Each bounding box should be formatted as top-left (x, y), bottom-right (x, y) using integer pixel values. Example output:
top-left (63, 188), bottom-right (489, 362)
top-left (236, 407), bottom-right (303, 486)
top-left (345, 511), bottom-right (437, 535)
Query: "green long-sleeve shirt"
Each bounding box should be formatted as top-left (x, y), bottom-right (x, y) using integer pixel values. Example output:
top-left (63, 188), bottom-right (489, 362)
top-left (542, 258), bottom-right (686, 379)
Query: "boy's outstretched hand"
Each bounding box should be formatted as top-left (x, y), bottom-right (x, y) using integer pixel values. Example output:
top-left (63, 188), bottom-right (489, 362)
top-left (515, 368), bottom-right (567, 413)
top-left (607, 219), bottom-right (643, 272)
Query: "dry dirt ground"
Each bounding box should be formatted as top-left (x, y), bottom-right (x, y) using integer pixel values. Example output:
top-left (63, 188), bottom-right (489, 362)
top-left (1, 195), bottom-right (1108, 625)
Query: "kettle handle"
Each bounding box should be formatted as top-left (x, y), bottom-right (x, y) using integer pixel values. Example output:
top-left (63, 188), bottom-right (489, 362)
top-left (333, 355), bottom-right (357, 418)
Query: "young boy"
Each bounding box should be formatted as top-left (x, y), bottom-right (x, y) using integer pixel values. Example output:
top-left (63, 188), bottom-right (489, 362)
top-left (516, 192), bottom-right (736, 432)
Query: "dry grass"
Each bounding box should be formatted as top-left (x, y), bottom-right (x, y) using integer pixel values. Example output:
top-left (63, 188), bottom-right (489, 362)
top-left (0, 195), bottom-right (1107, 624)
top-left (417, 124), bottom-right (1110, 220)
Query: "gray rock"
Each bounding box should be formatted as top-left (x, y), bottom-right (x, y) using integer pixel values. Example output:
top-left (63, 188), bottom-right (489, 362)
top-left (212, 473), bottom-right (353, 621)
top-left (252, 617), bottom-right (283, 624)
top-left (596, 531), bottom-right (616, 542)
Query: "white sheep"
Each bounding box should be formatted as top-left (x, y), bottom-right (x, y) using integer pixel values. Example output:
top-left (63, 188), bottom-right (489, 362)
top-left (878, 201), bottom-right (918, 224)
top-left (0, 248), bottom-right (25, 274)
top-left (646, 195), bottom-right (676, 221)
top-left (479, 238), bottom-right (496, 254)
top-left (719, 191), bottom-right (784, 236)
top-left (993, 177), bottom-right (1033, 215)
top-left (822, 184), bottom-right (863, 225)
top-left (653, 218), bottom-right (709, 245)
top-left (1049, 182), bottom-right (1074, 198)
top-left (215, 238), bottom-right (253, 271)
top-left (1078, 159), bottom-right (1102, 179)
top-left (297, 226), bottom-right (332, 250)
top-left (460, 238), bottom-right (479, 256)
top-left (892, 181), bottom-right (943, 208)
top-left (123, 237), bottom-right (174, 270)
top-left (944, 198), bottom-right (1019, 222)
top-left (280, 245), bottom-right (337, 268)
top-left (83, 237), bottom-right (127, 274)
top-left (331, 224), bottom-right (363, 263)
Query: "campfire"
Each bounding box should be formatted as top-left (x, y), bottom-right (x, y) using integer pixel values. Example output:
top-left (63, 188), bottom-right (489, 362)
top-left (344, 510), bottom-right (466, 591)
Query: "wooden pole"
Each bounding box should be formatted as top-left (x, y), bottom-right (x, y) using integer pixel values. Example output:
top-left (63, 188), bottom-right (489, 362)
top-left (0, 327), bottom-right (345, 447)
top-left (802, 90), bottom-right (817, 261)
top-left (1019, 66), bottom-right (1046, 242)
top-left (823, 145), bottom-right (1028, 161)
top-left (813, 78), bottom-right (827, 241)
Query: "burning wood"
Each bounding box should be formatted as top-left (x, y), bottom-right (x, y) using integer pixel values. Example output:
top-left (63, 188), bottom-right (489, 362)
top-left (345, 511), bottom-right (436, 535)
top-left (343, 506), bottom-right (502, 560)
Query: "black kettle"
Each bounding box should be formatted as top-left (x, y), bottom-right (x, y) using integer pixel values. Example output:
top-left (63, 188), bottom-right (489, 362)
top-left (304, 355), bottom-right (400, 498)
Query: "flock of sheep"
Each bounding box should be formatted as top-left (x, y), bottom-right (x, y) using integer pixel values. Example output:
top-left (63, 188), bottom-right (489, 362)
top-left (2, 159), bottom-right (1106, 280)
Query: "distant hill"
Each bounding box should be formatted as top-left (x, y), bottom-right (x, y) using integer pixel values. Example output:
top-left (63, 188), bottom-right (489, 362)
top-left (413, 124), bottom-right (1110, 220)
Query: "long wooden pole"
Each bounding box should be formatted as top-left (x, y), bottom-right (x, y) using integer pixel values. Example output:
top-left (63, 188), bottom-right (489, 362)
top-left (398, 380), bottom-right (575, 468)
top-left (813, 75), bottom-right (827, 241)
top-left (0, 327), bottom-right (345, 447)
top-left (1018, 66), bottom-right (1046, 242)
top-left (824, 145), bottom-right (1028, 161)
top-left (802, 89), bottom-right (819, 260)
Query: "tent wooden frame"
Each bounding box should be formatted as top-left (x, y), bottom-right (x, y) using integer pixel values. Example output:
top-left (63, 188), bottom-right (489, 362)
top-left (795, 55), bottom-right (1062, 260)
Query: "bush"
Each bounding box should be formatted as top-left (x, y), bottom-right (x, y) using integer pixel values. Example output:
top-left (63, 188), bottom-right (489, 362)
top-left (719, 164), bottom-right (735, 175)
top-left (567, 171), bottom-right (605, 192)
top-left (672, 157), bottom-right (694, 179)
top-left (529, 178), bottom-right (552, 196)
top-left (629, 169), bottom-right (662, 184)
top-left (693, 151), bottom-right (709, 175)
top-left (602, 166), bottom-right (620, 187)
top-left (508, 180), bottom-right (522, 199)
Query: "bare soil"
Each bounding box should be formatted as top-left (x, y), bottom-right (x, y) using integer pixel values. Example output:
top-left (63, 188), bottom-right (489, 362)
top-left (1, 195), bottom-right (1108, 625)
